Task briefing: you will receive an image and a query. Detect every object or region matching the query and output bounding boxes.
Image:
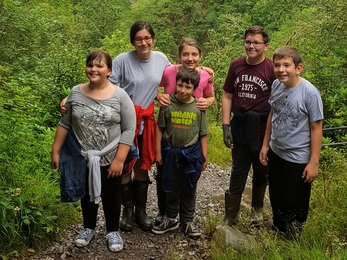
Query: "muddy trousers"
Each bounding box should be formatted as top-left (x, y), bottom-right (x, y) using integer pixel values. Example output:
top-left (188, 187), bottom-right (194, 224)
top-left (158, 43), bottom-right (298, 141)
top-left (81, 165), bottom-right (122, 232)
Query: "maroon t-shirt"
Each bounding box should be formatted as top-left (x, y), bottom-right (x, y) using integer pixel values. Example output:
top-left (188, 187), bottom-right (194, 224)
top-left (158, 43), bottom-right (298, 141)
top-left (223, 57), bottom-right (276, 136)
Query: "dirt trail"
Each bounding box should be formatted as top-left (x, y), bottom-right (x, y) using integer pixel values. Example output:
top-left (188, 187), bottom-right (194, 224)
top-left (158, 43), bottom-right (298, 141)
top-left (27, 164), bottom-right (269, 260)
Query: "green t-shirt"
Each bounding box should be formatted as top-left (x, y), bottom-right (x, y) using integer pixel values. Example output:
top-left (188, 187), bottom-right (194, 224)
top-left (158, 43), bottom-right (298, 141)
top-left (157, 94), bottom-right (208, 149)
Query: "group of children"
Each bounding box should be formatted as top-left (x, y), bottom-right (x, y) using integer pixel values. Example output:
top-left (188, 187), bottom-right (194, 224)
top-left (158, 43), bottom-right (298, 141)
top-left (52, 20), bottom-right (213, 253)
top-left (52, 22), bottom-right (323, 253)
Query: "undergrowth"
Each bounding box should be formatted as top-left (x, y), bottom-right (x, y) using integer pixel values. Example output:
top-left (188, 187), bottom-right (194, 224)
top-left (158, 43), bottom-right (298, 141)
top-left (208, 146), bottom-right (347, 259)
top-left (0, 81), bottom-right (79, 259)
top-left (207, 123), bottom-right (231, 168)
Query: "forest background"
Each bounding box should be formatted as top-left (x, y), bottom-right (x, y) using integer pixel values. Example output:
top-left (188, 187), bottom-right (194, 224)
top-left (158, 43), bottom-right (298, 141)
top-left (1, 0), bottom-right (347, 259)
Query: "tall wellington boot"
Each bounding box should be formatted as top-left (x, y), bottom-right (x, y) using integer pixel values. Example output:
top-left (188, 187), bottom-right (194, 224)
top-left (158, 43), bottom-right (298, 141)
top-left (119, 181), bottom-right (135, 232)
top-left (250, 184), bottom-right (267, 226)
top-left (224, 190), bottom-right (242, 226)
top-left (134, 180), bottom-right (152, 231)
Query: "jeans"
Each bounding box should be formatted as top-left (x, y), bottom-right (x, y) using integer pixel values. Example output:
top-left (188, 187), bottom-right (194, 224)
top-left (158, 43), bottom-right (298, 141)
top-left (59, 129), bottom-right (87, 202)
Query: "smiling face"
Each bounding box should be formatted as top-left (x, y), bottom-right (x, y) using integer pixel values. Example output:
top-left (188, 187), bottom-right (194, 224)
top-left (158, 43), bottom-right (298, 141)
top-left (179, 45), bottom-right (201, 69)
top-left (85, 58), bottom-right (111, 84)
top-left (244, 33), bottom-right (269, 64)
top-left (273, 56), bottom-right (303, 88)
top-left (133, 29), bottom-right (153, 60)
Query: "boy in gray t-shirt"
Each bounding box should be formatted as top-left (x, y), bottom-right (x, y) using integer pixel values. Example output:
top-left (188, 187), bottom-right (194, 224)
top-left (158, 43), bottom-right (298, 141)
top-left (260, 46), bottom-right (323, 239)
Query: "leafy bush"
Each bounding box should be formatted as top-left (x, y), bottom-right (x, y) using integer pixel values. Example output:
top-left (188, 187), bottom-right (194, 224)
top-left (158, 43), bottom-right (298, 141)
top-left (0, 72), bottom-right (79, 257)
top-left (1, 0), bottom-right (347, 259)
top-left (308, 147), bottom-right (347, 246)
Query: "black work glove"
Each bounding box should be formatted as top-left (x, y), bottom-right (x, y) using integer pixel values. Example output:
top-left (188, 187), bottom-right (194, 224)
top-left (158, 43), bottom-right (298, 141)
top-left (222, 124), bottom-right (233, 148)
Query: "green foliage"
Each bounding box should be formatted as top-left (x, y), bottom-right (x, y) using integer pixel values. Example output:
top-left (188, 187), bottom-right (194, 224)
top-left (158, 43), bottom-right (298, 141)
top-left (1, 0), bottom-right (347, 258)
top-left (72, 0), bottom-right (131, 49)
top-left (0, 67), bottom-right (79, 257)
top-left (210, 147), bottom-right (347, 259)
top-left (203, 213), bottom-right (223, 237)
top-left (202, 13), bottom-right (249, 122)
top-left (207, 124), bottom-right (231, 167)
top-left (127, 0), bottom-right (215, 58)
top-left (310, 147), bottom-right (347, 243)
top-left (101, 29), bottom-right (134, 58)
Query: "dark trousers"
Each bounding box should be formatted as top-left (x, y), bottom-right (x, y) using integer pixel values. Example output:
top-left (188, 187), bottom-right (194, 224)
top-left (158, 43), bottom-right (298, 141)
top-left (81, 165), bottom-right (122, 232)
top-left (268, 149), bottom-right (311, 233)
top-left (156, 164), bottom-right (166, 214)
top-left (165, 166), bottom-right (197, 224)
top-left (229, 143), bottom-right (268, 193)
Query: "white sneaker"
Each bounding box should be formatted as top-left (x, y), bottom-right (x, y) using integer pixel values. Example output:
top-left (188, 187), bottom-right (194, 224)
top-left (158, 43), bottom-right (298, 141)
top-left (106, 231), bottom-right (123, 252)
top-left (75, 228), bottom-right (95, 247)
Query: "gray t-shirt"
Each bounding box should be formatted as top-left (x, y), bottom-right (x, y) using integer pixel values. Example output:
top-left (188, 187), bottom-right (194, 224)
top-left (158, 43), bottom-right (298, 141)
top-left (269, 78), bottom-right (324, 163)
top-left (108, 50), bottom-right (170, 109)
top-left (59, 84), bottom-right (136, 166)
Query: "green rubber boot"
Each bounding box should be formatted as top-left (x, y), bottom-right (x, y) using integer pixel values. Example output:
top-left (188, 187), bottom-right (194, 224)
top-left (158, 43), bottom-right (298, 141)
top-left (224, 190), bottom-right (242, 226)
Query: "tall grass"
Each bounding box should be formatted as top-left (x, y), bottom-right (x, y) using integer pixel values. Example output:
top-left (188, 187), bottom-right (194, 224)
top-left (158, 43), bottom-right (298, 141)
top-left (207, 123), bottom-right (231, 168)
top-left (0, 86), bottom-right (79, 258)
top-left (207, 146), bottom-right (347, 259)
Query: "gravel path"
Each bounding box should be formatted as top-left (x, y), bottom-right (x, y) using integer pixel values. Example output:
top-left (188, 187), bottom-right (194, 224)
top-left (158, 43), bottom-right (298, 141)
top-left (27, 164), bottom-right (268, 260)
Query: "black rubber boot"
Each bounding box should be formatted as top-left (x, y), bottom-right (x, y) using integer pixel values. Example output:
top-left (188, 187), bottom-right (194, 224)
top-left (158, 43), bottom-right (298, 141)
top-left (134, 180), bottom-right (152, 231)
top-left (119, 181), bottom-right (134, 232)
top-left (223, 190), bottom-right (242, 226)
top-left (250, 184), bottom-right (267, 226)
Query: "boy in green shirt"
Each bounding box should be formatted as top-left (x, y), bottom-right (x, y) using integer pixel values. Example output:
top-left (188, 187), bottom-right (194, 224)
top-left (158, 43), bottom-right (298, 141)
top-left (152, 68), bottom-right (208, 238)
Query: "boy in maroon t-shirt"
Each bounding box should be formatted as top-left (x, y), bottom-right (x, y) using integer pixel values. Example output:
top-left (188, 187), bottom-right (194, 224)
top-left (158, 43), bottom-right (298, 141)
top-left (221, 26), bottom-right (276, 226)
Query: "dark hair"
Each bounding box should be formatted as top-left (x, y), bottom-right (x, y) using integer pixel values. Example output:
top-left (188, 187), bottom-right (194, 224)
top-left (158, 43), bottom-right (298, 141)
top-left (86, 50), bottom-right (112, 70)
top-left (273, 46), bottom-right (302, 66)
top-left (177, 38), bottom-right (202, 58)
top-left (130, 20), bottom-right (155, 44)
top-left (176, 68), bottom-right (200, 90)
top-left (244, 26), bottom-right (270, 44)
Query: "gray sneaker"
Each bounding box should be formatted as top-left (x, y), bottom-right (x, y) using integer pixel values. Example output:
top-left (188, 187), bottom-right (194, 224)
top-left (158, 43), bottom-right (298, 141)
top-left (106, 231), bottom-right (123, 252)
top-left (75, 228), bottom-right (95, 247)
top-left (152, 217), bottom-right (179, 235)
top-left (181, 222), bottom-right (201, 238)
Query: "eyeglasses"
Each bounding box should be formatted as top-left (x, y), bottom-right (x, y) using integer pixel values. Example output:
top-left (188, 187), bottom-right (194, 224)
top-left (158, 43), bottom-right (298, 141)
top-left (135, 37), bottom-right (152, 43)
top-left (244, 41), bottom-right (264, 47)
